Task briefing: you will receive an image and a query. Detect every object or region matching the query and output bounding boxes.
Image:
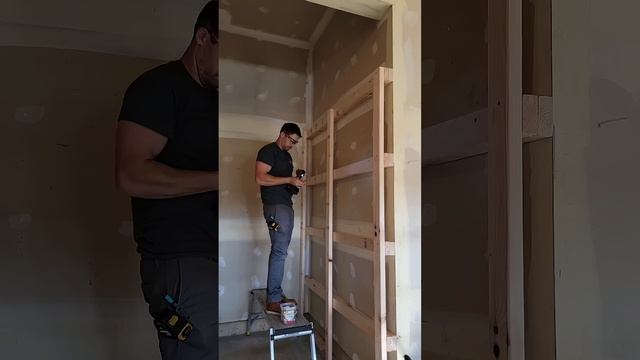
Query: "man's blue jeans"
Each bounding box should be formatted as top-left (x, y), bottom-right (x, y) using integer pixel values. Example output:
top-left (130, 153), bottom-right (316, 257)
top-left (263, 203), bottom-right (294, 303)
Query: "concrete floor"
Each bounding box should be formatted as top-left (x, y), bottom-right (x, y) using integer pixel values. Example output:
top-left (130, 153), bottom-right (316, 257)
top-left (219, 331), bottom-right (316, 359)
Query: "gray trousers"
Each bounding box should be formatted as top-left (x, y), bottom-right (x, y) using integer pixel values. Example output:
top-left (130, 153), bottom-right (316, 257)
top-left (263, 204), bottom-right (295, 303)
top-left (140, 257), bottom-right (218, 359)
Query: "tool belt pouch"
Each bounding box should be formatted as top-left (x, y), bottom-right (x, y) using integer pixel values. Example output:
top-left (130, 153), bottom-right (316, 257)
top-left (154, 309), bottom-right (193, 341)
top-left (266, 216), bottom-right (280, 232)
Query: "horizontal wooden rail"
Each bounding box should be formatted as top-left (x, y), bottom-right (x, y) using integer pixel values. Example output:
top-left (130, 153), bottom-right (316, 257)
top-left (333, 67), bottom-right (393, 120)
top-left (423, 94), bottom-right (553, 165)
top-left (311, 100), bottom-right (374, 146)
top-left (307, 154), bottom-right (394, 186)
top-left (304, 276), bottom-right (398, 351)
top-left (308, 111), bottom-right (329, 139)
top-left (306, 227), bottom-right (395, 256)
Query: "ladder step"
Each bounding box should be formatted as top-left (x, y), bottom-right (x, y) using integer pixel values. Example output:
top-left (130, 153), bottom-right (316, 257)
top-left (273, 323), bottom-right (313, 337)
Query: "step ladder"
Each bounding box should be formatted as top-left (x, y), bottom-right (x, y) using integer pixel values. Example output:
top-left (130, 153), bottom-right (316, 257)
top-left (246, 288), bottom-right (317, 360)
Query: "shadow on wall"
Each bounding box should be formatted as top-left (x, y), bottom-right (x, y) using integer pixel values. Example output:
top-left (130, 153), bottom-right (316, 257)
top-left (66, 53), bottom-right (155, 359)
top-left (1, 46), bottom-right (162, 359)
top-left (588, 77), bottom-right (640, 357)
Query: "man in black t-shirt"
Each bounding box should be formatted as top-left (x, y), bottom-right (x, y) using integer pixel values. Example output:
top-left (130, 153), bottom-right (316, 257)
top-left (255, 123), bottom-right (305, 315)
top-left (115, 2), bottom-right (218, 359)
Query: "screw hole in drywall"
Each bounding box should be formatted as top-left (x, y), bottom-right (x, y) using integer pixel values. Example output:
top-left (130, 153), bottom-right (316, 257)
top-left (493, 344), bottom-right (500, 358)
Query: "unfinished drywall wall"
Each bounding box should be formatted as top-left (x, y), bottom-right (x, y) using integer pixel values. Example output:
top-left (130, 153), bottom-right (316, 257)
top-left (422, 1), bottom-right (490, 358)
top-left (218, 135), bottom-right (303, 328)
top-left (422, 146), bottom-right (553, 360)
top-left (0, 46), bottom-right (162, 359)
top-left (422, 156), bottom-right (490, 359)
top-left (219, 30), bottom-right (307, 123)
top-left (0, 0), bottom-right (200, 60)
top-left (312, 10), bottom-right (390, 120)
top-left (219, 0), bottom-right (326, 41)
top-left (422, 1), bottom-right (487, 129)
top-left (554, 0), bottom-right (640, 359)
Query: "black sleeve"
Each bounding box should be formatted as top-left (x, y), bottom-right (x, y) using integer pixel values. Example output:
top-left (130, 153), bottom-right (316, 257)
top-left (118, 71), bottom-right (176, 138)
top-left (256, 145), bottom-right (276, 167)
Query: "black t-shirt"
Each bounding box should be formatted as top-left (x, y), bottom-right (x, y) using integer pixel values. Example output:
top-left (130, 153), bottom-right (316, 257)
top-left (256, 142), bottom-right (294, 206)
top-left (118, 61), bottom-right (217, 259)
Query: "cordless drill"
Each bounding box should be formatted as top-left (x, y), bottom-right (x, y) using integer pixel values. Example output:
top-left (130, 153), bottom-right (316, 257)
top-left (287, 169), bottom-right (306, 195)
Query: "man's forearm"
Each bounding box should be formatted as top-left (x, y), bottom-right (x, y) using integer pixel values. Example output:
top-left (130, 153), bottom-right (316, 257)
top-left (256, 174), bottom-right (291, 187)
top-left (119, 159), bottom-right (218, 199)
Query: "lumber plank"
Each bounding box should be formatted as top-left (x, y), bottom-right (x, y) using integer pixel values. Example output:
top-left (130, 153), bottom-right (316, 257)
top-left (422, 94), bottom-right (553, 166)
top-left (488, 0), bottom-right (525, 358)
top-left (307, 154), bottom-right (394, 185)
top-left (372, 68), bottom-right (387, 359)
top-left (333, 67), bottom-right (392, 120)
top-left (300, 128), bottom-right (311, 314)
top-left (308, 111), bottom-right (328, 139)
top-left (324, 109), bottom-right (335, 360)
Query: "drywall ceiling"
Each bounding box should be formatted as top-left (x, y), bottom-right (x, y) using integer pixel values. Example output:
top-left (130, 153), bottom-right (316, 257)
top-left (218, 1), bottom-right (332, 123)
top-left (0, 0), bottom-right (209, 59)
top-left (306, 0), bottom-right (391, 20)
top-left (0, 0), bottom-right (331, 59)
top-left (220, 0), bottom-right (327, 46)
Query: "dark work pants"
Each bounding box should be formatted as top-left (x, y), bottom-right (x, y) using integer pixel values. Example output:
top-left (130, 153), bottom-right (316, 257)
top-left (263, 204), bottom-right (295, 303)
top-left (140, 257), bottom-right (218, 359)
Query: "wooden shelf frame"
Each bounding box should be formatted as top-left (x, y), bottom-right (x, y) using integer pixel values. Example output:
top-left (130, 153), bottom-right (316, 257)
top-left (307, 154), bottom-right (394, 186)
top-left (422, 94), bottom-right (552, 166)
top-left (300, 67), bottom-right (396, 360)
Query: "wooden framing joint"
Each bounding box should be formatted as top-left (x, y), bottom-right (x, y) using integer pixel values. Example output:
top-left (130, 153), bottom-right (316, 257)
top-left (387, 335), bottom-right (398, 352)
top-left (384, 241), bottom-right (396, 256)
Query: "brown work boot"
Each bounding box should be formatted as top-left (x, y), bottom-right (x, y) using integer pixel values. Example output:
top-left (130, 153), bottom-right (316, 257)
top-left (266, 302), bottom-right (281, 315)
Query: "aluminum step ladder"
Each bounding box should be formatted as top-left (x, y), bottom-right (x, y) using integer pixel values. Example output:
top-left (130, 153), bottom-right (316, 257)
top-left (246, 288), bottom-right (317, 360)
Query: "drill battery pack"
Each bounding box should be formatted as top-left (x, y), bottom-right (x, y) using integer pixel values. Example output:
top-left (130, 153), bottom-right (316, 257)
top-left (287, 169), bottom-right (307, 195)
top-left (154, 308), bottom-right (193, 341)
